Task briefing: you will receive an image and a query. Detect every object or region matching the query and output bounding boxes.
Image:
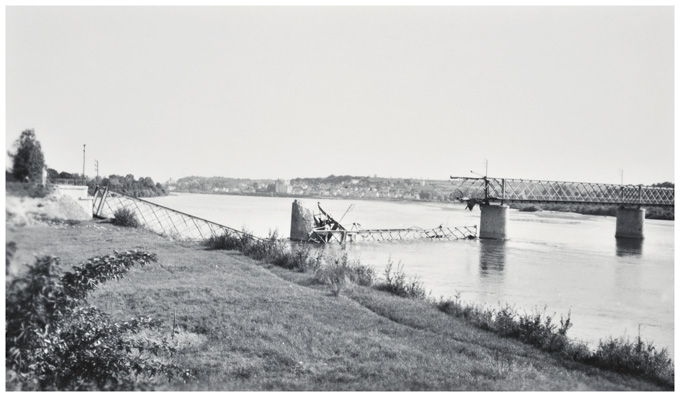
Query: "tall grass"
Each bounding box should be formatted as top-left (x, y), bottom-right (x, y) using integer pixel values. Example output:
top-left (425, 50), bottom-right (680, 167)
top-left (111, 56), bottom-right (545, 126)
top-left (436, 294), bottom-right (673, 387)
top-left (204, 231), bottom-right (374, 295)
top-left (314, 251), bottom-right (375, 296)
top-left (375, 259), bottom-right (428, 300)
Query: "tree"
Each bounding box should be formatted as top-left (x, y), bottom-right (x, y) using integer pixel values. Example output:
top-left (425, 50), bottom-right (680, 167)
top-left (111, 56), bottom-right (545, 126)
top-left (9, 129), bottom-right (45, 182)
top-left (652, 182), bottom-right (674, 189)
top-left (47, 168), bottom-right (59, 179)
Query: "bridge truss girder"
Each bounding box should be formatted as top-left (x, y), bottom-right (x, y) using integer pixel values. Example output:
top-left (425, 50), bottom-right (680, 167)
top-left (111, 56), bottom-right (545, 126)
top-left (449, 177), bottom-right (675, 207)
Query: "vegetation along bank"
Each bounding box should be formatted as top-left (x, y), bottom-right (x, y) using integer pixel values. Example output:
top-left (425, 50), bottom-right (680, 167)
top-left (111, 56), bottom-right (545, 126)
top-left (5, 205), bottom-right (674, 391)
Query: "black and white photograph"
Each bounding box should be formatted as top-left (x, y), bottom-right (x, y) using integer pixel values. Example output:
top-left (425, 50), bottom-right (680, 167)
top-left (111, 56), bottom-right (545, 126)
top-left (4, 2), bottom-right (675, 391)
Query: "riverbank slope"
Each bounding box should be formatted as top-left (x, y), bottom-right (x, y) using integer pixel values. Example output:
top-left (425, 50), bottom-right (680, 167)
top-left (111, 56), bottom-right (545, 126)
top-left (5, 220), bottom-right (670, 390)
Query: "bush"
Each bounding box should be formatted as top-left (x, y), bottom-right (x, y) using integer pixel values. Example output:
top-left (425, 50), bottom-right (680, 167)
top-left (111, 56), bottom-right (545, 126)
top-left (287, 243), bottom-right (323, 273)
top-left (588, 333), bottom-right (674, 386)
top-left (204, 230), bottom-right (249, 251)
top-left (205, 231), bottom-right (326, 273)
top-left (112, 207), bottom-right (140, 228)
top-left (316, 253), bottom-right (351, 296)
top-left (5, 250), bottom-right (192, 390)
top-left (436, 294), bottom-right (674, 388)
top-left (6, 181), bottom-right (54, 198)
top-left (376, 260), bottom-right (427, 300)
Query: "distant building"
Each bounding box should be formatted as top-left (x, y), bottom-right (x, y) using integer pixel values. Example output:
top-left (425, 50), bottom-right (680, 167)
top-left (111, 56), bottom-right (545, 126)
top-left (165, 178), bottom-right (177, 191)
top-left (275, 180), bottom-right (291, 194)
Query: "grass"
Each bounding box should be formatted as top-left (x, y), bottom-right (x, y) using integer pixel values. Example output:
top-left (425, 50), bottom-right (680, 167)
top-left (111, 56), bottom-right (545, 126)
top-left (5, 221), bottom-right (674, 391)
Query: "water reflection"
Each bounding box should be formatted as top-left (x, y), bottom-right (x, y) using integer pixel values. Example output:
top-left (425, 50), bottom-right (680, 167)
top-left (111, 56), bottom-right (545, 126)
top-left (479, 239), bottom-right (506, 277)
top-left (615, 237), bottom-right (644, 257)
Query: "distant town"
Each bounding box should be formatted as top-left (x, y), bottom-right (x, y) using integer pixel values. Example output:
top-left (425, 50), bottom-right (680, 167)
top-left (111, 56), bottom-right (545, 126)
top-left (166, 175), bottom-right (462, 202)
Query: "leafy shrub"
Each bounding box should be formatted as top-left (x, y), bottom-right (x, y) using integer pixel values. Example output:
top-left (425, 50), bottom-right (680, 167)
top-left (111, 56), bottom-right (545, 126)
top-left (436, 294), bottom-right (674, 388)
top-left (287, 243), bottom-right (323, 273)
top-left (204, 231), bottom-right (248, 251)
top-left (306, 250), bottom-right (376, 296)
top-left (376, 260), bottom-right (427, 300)
top-left (588, 334), bottom-right (674, 386)
top-left (316, 253), bottom-right (351, 296)
top-left (112, 207), bottom-right (140, 228)
top-left (6, 250), bottom-right (192, 390)
top-left (347, 262), bottom-right (375, 287)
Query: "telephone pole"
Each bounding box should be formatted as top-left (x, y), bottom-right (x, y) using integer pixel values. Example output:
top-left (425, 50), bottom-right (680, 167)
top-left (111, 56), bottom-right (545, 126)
top-left (82, 144), bottom-right (86, 185)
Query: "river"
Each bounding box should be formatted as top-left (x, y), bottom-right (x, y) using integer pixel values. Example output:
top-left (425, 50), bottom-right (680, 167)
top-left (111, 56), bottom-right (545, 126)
top-left (146, 193), bottom-right (674, 356)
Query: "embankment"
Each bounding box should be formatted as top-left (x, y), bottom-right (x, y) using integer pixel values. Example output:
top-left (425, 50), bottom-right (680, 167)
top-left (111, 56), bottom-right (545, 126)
top-left (5, 217), bottom-right (671, 391)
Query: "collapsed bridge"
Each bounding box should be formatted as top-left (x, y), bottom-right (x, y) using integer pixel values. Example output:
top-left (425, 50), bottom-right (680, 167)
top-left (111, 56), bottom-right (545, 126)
top-left (290, 200), bottom-right (477, 244)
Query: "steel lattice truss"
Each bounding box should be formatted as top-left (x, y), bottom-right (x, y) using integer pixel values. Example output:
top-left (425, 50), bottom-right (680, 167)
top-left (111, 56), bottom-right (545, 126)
top-left (92, 188), bottom-right (262, 242)
top-left (450, 177), bottom-right (675, 207)
top-left (308, 226), bottom-right (478, 244)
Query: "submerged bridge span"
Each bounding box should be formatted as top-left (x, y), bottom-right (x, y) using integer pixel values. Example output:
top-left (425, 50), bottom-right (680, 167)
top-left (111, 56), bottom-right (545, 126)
top-left (450, 176), bottom-right (674, 239)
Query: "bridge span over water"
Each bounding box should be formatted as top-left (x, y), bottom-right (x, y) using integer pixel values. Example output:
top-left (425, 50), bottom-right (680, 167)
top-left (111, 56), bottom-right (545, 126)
top-left (450, 176), bottom-right (674, 240)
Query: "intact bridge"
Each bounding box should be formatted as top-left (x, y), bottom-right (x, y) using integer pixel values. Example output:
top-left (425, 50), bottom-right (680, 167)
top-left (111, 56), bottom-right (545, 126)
top-left (449, 176), bottom-right (674, 239)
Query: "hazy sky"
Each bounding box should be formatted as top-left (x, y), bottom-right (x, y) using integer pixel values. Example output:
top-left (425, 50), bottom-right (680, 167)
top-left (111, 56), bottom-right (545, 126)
top-left (5, 6), bottom-right (674, 185)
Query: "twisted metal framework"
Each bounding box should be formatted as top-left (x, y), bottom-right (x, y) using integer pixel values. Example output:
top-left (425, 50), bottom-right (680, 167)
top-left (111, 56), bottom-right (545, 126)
top-left (450, 177), bottom-right (675, 207)
top-left (92, 187), bottom-right (262, 242)
top-left (308, 225), bottom-right (477, 244)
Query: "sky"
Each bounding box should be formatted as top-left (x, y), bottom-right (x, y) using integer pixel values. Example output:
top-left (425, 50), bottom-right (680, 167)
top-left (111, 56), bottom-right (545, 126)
top-left (5, 5), bottom-right (675, 185)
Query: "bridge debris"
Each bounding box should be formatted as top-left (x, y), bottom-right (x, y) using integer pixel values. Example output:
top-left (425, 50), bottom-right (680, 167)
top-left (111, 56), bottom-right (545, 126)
top-left (293, 201), bottom-right (477, 244)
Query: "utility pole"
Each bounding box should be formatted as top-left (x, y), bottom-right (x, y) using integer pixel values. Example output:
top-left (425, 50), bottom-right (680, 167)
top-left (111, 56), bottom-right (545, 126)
top-left (82, 144), bottom-right (86, 185)
top-left (95, 159), bottom-right (99, 179)
top-left (485, 159), bottom-right (488, 177)
top-left (620, 169), bottom-right (623, 185)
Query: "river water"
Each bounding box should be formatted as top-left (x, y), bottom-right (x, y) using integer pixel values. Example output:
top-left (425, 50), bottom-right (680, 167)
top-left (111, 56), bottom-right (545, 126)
top-left (146, 193), bottom-right (674, 356)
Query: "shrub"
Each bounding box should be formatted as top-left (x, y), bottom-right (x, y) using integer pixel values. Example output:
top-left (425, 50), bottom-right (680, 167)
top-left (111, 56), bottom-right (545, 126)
top-left (317, 253), bottom-right (351, 296)
top-left (5, 250), bottom-right (192, 390)
top-left (112, 207), bottom-right (140, 228)
top-left (435, 294), bottom-right (674, 388)
top-left (312, 250), bottom-right (376, 296)
top-left (204, 230), bottom-right (248, 251)
top-left (6, 181), bottom-right (54, 198)
top-left (588, 332), bottom-right (674, 386)
top-left (289, 243), bottom-right (323, 273)
top-left (376, 260), bottom-right (427, 300)
top-left (347, 262), bottom-right (375, 287)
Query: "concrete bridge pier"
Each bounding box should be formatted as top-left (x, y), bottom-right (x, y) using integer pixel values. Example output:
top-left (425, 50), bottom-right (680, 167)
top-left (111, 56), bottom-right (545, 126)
top-left (615, 207), bottom-right (645, 239)
top-left (290, 200), bottom-right (315, 241)
top-left (479, 204), bottom-right (509, 240)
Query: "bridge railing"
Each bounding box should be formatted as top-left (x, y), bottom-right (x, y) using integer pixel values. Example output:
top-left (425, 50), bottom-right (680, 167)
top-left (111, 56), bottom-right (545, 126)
top-left (450, 177), bottom-right (674, 207)
top-left (92, 187), bottom-right (263, 242)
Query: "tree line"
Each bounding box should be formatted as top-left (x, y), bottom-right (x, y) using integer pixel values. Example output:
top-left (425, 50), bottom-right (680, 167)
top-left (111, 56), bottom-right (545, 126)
top-left (7, 129), bottom-right (167, 198)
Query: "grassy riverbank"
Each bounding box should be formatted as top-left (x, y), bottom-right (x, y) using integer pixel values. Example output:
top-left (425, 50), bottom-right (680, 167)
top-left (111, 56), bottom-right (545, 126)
top-left (6, 220), bottom-right (673, 390)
